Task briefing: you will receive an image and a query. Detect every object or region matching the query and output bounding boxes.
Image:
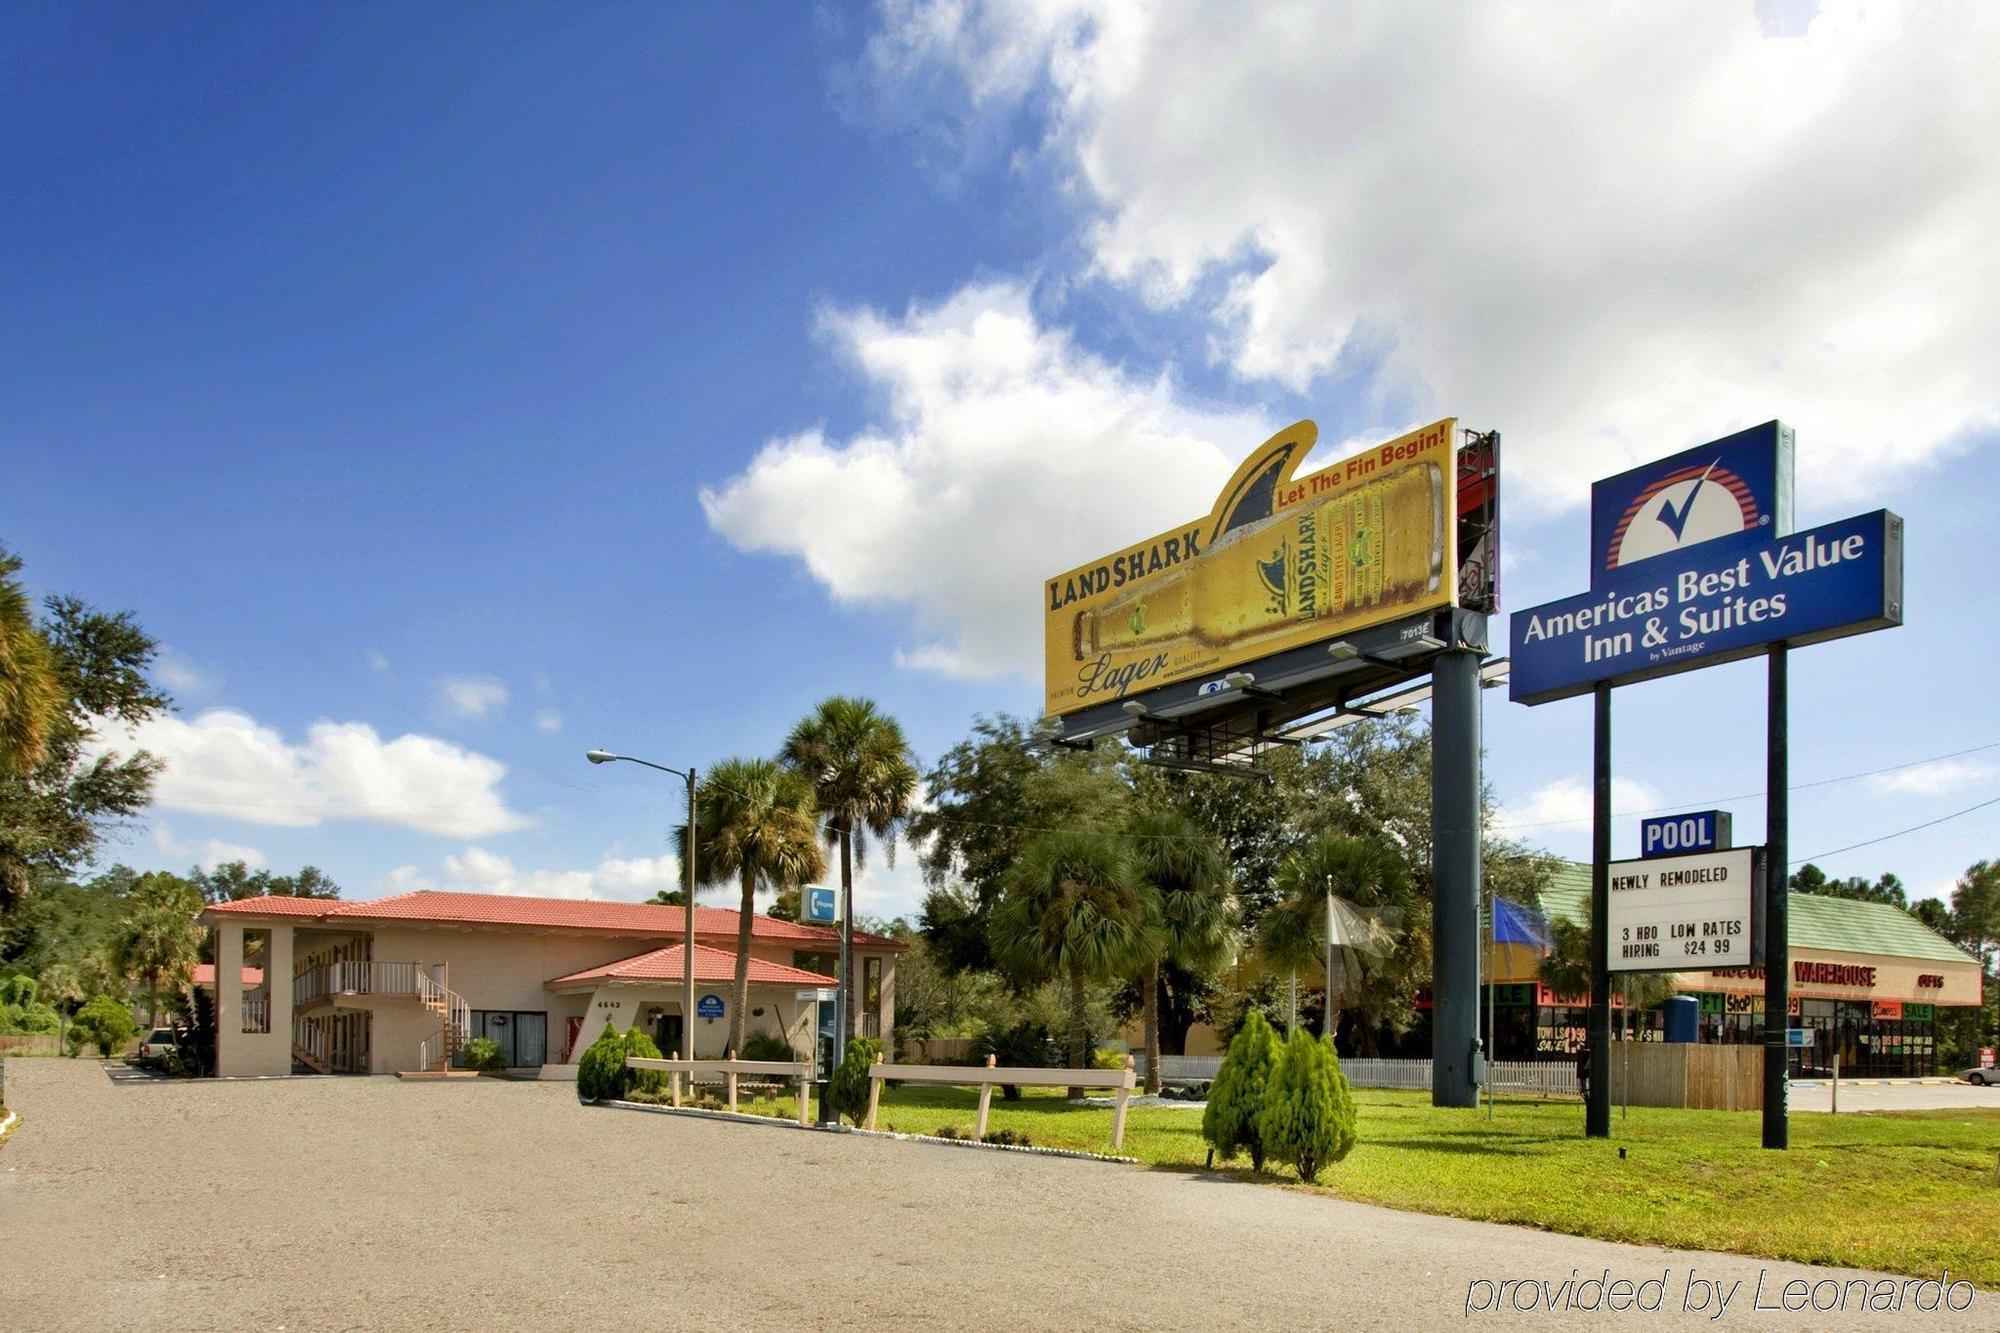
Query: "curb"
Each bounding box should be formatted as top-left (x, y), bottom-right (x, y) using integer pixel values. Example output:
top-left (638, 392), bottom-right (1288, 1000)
top-left (597, 1100), bottom-right (1139, 1164)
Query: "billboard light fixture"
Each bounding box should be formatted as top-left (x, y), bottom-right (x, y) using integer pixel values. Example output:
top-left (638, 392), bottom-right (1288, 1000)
top-left (1223, 670), bottom-right (1255, 689)
top-left (1326, 641), bottom-right (1359, 661)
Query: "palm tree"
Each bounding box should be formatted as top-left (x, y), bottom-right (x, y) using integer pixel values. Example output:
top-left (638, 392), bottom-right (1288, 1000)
top-left (0, 546), bottom-right (64, 777)
top-left (675, 757), bottom-right (825, 1055)
top-left (1127, 810), bottom-right (1234, 1093)
top-left (1259, 834), bottom-right (1410, 1038)
top-left (781, 697), bottom-right (918, 1042)
top-left (38, 962), bottom-right (83, 1055)
top-left (114, 871), bottom-right (204, 1024)
top-left (991, 829), bottom-right (1159, 1096)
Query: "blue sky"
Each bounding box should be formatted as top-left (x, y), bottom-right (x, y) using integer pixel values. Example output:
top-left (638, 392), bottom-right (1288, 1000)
top-left (6, 3), bottom-right (1996, 918)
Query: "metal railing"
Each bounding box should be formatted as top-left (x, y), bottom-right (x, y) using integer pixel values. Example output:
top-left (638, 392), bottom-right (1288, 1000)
top-left (293, 961), bottom-right (425, 1006)
top-left (241, 993), bottom-right (270, 1034)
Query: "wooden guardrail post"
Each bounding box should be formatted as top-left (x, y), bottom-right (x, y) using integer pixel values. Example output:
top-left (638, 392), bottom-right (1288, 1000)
top-left (975, 1053), bottom-right (997, 1140)
top-left (725, 1050), bottom-right (738, 1113)
top-left (670, 1051), bottom-right (683, 1107)
top-left (865, 1050), bottom-right (885, 1130)
top-left (797, 1064), bottom-right (812, 1127)
top-left (1111, 1055), bottom-right (1135, 1150)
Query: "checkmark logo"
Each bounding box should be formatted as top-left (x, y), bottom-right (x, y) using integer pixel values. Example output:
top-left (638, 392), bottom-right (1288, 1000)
top-left (1654, 460), bottom-right (1718, 542)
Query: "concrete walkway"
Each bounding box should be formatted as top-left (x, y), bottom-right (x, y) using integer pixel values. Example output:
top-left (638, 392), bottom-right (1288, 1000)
top-left (0, 1059), bottom-right (1984, 1330)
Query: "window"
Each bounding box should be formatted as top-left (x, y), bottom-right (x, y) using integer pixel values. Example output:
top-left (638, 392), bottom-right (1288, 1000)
top-left (466, 1011), bottom-right (548, 1068)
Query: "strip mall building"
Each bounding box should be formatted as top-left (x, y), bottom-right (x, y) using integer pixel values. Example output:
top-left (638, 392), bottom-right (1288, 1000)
top-left (1473, 864), bottom-right (1983, 1078)
top-left (201, 891), bottom-right (905, 1078)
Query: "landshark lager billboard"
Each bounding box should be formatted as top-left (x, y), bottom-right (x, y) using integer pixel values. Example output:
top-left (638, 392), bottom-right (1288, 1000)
top-left (1044, 419), bottom-right (1457, 717)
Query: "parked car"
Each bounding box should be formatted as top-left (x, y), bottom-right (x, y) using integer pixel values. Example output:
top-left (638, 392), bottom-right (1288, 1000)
top-left (135, 1028), bottom-right (178, 1066)
top-left (1961, 1065), bottom-right (1999, 1087)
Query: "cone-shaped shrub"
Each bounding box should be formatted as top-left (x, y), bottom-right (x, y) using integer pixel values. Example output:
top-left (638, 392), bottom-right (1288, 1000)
top-left (1257, 1028), bottom-right (1357, 1183)
top-left (1202, 1009), bottom-right (1281, 1170)
top-left (575, 1019), bottom-right (625, 1102)
top-left (623, 1026), bottom-right (666, 1096)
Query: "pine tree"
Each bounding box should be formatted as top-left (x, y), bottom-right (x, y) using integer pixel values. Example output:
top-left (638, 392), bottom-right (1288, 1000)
top-left (1202, 1009), bottom-right (1280, 1170)
top-left (1258, 1028), bottom-right (1358, 1183)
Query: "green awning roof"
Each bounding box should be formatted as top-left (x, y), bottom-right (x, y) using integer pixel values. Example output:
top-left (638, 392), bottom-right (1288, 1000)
top-left (1532, 861), bottom-right (1977, 966)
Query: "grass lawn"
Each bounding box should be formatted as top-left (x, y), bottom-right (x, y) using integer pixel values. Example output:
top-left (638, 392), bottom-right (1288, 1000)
top-left (716, 1082), bottom-right (2000, 1285)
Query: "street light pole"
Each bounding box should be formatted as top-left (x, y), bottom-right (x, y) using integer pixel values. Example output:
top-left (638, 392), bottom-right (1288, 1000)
top-left (587, 750), bottom-right (697, 1060)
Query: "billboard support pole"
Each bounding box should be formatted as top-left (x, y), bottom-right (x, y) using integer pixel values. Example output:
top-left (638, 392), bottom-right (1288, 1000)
top-left (1587, 684), bottom-right (1613, 1138)
top-left (1763, 645), bottom-right (1790, 1149)
top-left (1430, 638), bottom-right (1481, 1108)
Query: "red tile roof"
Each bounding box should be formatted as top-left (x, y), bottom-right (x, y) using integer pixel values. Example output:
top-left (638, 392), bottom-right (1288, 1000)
top-left (547, 943), bottom-right (838, 990)
top-left (191, 963), bottom-right (264, 987)
top-left (204, 889), bottom-right (906, 950)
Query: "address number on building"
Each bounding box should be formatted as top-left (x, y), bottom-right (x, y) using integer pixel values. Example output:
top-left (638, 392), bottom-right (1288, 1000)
top-left (1605, 846), bottom-right (1763, 974)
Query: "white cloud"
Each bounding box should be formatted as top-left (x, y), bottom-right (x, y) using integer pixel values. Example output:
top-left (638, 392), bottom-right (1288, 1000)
top-left (436, 675), bottom-right (508, 720)
top-left (1492, 776), bottom-right (1664, 840)
top-left (366, 649), bottom-right (392, 673)
top-left (702, 281), bottom-right (1271, 677)
top-left (391, 847), bottom-right (681, 902)
top-left (867, 1), bottom-right (2000, 507)
top-left (152, 822), bottom-right (267, 872)
top-left (1867, 757), bottom-right (1995, 798)
top-left (93, 707), bottom-right (530, 839)
top-left (533, 708), bottom-right (563, 735)
top-left (154, 648), bottom-right (217, 696)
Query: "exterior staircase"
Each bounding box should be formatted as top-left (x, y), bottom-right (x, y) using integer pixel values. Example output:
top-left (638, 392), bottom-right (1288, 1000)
top-left (404, 965), bottom-right (473, 1079)
top-left (292, 1016), bottom-right (332, 1074)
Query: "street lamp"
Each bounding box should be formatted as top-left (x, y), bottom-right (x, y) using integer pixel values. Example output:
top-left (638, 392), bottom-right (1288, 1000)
top-left (587, 749), bottom-right (697, 1061)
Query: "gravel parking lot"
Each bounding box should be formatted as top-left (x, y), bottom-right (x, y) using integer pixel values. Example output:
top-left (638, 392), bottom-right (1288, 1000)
top-left (0, 1058), bottom-right (1985, 1330)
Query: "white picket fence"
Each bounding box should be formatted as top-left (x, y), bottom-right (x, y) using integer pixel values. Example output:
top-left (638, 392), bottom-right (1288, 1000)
top-left (1139, 1054), bottom-right (1578, 1096)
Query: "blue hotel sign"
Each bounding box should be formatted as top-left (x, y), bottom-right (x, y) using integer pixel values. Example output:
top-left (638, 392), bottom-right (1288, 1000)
top-left (1511, 421), bottom-right (1902, 706)
top-left (1640, 810), bottom-right (1732, 858)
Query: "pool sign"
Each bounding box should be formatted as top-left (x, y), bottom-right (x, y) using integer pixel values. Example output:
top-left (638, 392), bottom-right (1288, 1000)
top-left (1590, 421), bottom-right (1793, 585)
top-left (803, 884), bottom-right (838, 925)
top-left (696, 993), bottom-right (724, 1020)
top-left (1510, 510), bottom-right (1902, 705)
top-left (1640, 810), bottom-right (1732, 858)
top-left (1606, 846), bottom-right (1763, 974)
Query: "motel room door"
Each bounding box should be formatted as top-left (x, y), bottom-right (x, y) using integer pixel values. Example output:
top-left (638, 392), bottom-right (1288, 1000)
top-left (472, 1011), bottom-right (548, 1069)
top-left (654, 1011), bottom-right (684, 1060)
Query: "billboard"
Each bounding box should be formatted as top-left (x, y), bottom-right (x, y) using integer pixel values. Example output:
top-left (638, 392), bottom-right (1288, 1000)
top-left (1510, 509), bottom-right (1902, 706)
top-left (1589, 421), bottom-right (1794, 586)
top-left (1606, 846), bottom-right (1764, 974)
top-left (1044, 419), bottom-right (1457, 717)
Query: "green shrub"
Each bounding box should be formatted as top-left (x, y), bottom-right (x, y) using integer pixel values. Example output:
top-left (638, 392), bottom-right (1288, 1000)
top-left (982, 1127), bottom-right (1032, 1147)
top-left (933, 1124), bottom-right (970, 1140)
top-left (575, 1020), bottom-right (626, 1102)
top-left (463, 1037), bottom-right (506, 1074)
top-left (1257, 1028), bottom-right (1357, 1184)
top-left (689, 1092), bottom-right (724, 1112)
top-left (1202, 1009), bottom-right (1280, 1171)
top-left (622, 1027), bottom-right (666, 1096)
top-left (738, 1032), bottom-right (795, 1063)
top-left (978, 1022), bottom-right (1053, 1100)
top-left (71, 994), bottom-right (137, 1058)
top-left (825, 1037), bottom-right (880, 1126)
top-left (1092, 1047), bottom-right (1129, 1072)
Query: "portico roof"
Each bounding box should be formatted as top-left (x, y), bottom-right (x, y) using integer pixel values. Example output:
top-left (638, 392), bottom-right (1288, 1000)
top-left (546, 942), bottom-right (838, 992)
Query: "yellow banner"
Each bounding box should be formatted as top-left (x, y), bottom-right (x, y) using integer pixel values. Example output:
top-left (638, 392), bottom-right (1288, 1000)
top-left (1044, 419), bottom-right (1457, 716)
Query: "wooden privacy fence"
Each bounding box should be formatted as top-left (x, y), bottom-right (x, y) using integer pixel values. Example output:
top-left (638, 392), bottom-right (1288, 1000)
top-left (1137, 1054), bottom-right (1581, 1097)
top-left (899, 1036), bottom-right (976, 1064)
top-left (864, 1053), bottom-right (1138, 1150)
top-left (0, 1034), bottom-right (62, 1057)
top-left (1613, 1043), bottom-right (1763, 1111)
top-left (624, 1053), bottom-right (816, 1123)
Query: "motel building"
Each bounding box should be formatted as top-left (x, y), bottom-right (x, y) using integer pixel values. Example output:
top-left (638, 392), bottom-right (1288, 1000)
top-left (200, 890), bottom-right (905, 1078)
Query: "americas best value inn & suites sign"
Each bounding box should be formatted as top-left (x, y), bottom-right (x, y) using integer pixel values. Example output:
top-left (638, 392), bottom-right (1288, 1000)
top-left (1509, 422), bottom-right (1903, 706)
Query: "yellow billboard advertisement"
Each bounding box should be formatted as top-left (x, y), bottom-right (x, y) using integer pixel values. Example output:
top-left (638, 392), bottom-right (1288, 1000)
top-left (1044, 418), bottom-right (1457, 717)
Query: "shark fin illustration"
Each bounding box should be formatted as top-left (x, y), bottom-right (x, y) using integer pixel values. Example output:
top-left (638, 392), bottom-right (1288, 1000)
top-left (1202, 421), bottom-right (1319, 547)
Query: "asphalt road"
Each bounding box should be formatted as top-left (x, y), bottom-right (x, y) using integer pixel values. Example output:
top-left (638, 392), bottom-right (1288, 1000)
top-left (0, 1059), bottom-right (1987, 1330)
top-left (1788, 1079), bottom-right (2000, 1113)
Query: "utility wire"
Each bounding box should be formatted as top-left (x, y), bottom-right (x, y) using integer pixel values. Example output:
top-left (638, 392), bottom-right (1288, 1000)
top-left (1791, 791), bottom-right (2000, 866)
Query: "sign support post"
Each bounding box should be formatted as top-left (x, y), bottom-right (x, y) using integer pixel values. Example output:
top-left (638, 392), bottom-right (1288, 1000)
top-left (1763, 645), bottom-right (1790, 1149)
top-left (1588, 683), bottom-right (1613, 1137)
top-left (1431, 640), bottom-right (1482, 1108)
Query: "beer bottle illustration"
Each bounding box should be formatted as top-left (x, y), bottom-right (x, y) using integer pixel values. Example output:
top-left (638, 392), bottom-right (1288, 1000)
top-left (1074, 460), bottom-right (1444, 660)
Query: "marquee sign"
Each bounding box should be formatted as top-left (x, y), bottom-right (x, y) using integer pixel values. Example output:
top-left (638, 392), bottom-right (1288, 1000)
top-left (1605, 846), bottom-right (1764, 974)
